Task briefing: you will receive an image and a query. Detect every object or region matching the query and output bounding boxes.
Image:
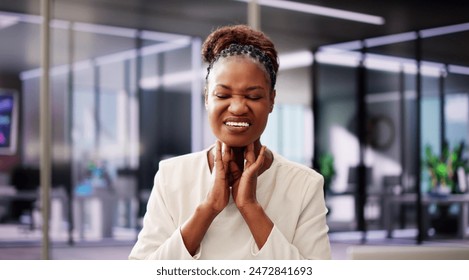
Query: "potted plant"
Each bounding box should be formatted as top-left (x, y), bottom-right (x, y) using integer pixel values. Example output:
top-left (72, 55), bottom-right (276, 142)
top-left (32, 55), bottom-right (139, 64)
top-left (319, 153), bottom-right (336, 195)
top-left (423, 141), bottom-right (468, 197)
top-left (423, 141), bottom-right (468, 235)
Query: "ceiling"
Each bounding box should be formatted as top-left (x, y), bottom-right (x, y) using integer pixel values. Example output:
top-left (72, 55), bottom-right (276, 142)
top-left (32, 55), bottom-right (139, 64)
top-left (0, 0), bottom-right (468, 76)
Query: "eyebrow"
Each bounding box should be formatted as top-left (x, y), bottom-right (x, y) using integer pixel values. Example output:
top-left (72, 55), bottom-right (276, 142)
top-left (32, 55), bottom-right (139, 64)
top-left (215, 84), bottom-right (266, 91)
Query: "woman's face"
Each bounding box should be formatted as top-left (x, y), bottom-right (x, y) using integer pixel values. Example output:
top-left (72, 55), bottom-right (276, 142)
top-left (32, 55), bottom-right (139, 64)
top-left (205, 56), bottom-right (275, 148)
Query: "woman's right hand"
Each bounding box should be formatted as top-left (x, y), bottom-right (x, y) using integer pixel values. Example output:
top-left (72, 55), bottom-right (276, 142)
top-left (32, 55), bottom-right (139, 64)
top-left (204, 141), bottom-right (231, 215)
top-left (181, 141), bottom-right (231, 256)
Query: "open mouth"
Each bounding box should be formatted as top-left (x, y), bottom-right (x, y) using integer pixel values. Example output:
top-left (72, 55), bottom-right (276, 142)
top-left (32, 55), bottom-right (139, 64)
top-left (225, 121), bottom-right (250, 127)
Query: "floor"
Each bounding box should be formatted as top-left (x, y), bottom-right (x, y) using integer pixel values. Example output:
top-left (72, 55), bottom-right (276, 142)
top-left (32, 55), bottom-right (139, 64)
top-left (1, 225), bottom-right (469, 260)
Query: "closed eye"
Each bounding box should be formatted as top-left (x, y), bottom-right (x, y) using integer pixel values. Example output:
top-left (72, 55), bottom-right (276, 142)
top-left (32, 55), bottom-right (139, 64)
top-left (247, 95), bottom-right (262, 100)
top-left (215, 93), bottom-right (230, 99)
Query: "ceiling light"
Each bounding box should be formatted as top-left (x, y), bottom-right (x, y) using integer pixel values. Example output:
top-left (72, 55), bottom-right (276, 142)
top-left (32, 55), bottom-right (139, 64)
top-left (318, 41), bottom-right (362, 52)
top-left (365, 32), bottom-right (417, 48)
top-left (315, 51), bottom-right (360, 67)
top-left (448, 65), bottom-right (469, 76)
top-left (365, 56), bottom-right (401, 73)
top-left (235, 0), bottom-right (385, 25)
top-left (0, 10), bottom-right (191, 42)
top-left (0, 11), bottom-right (40, 24)
top-left (0, 15), bottom-right (19, 30)
top-left (139, 70), bottom-right (202, 90)
top-left (315, 50), bottom-right (446, 77)
top-left (20, 39), bottom-right (192, 81)
top-left (420, 22), bottom-right (469, 38)
top-left (321, 22), bottom-right (469, 51)
top-left (73, 22), bottom-right (138, 38)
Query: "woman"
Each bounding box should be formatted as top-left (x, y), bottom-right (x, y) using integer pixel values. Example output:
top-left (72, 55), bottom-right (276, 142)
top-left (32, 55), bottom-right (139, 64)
top-left (129, 24), bottom-right (331, 260)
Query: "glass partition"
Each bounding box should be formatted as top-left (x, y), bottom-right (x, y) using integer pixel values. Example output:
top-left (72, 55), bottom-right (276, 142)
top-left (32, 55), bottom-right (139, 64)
top-left (0, 8), bottom-right (201, 258)
top-left (315, 25), bottom-right (469, 239)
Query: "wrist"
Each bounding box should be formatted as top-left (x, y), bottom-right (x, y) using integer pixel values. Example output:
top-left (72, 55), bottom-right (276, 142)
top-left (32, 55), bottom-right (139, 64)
top-left (237, 201), bottom-right (262, 217)
top-left (198, 202), bottom-right (222, 220)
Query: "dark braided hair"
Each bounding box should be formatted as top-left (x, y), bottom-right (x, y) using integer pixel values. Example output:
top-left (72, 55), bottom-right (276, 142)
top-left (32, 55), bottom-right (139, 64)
top-left (202, 25), bottom-right (279, 89)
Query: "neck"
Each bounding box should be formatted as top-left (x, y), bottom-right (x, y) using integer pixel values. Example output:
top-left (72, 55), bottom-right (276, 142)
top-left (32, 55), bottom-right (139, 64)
top-left (208, 140), bottom-right (272, 174)
top-left (231, 147), bottom-right (246, 171)
top-left (230, 141), bottom-right (263, 171)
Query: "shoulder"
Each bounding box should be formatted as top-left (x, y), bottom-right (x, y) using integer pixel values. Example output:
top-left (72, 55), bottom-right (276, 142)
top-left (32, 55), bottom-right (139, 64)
top-left (159, 150), bottom-right (206, 169)
top-left (271, 152), bottom-right (323, 185)
top-left (155, 149), bottom-right (209, 188)
top-left (264, 151), bottom-right (325, 209)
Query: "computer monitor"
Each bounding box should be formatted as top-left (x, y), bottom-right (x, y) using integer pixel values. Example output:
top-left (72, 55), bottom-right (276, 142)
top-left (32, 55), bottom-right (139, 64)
top-left (0, 89), bottom-right (18, 155)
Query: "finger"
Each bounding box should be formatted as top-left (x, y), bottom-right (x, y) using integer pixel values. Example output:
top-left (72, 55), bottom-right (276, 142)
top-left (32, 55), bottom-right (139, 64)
top-left (256, 146), bottom-right (266, 165)
top-left (209, 142), bottom-right (218, 182)
top-left (244, 142), bottom-right (256, 167)
top-left (215, 141), bottom-right (222, 164)
top-left (222, 143), bottom-right (231, 170)
top-left (229, 159), bottom-right (242, 179)
top-left (215, 141), bottom-right (225, 175)
top-left (250, 146), bottom-right (266, 172)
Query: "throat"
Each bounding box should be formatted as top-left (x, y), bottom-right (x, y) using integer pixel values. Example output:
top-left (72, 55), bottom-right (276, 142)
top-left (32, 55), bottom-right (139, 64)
top-left (206, 145), bottom-right (274, 175)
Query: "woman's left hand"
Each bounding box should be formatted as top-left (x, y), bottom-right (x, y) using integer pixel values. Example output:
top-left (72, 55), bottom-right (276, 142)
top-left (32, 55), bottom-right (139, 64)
top-left (230, 143), bottom-right (266, 210)
top-left (228, 143), bottom-right (273, 250)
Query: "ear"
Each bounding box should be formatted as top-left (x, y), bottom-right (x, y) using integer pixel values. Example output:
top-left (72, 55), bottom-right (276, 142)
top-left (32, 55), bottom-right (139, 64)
top-left (269, 90), bottom-right (276, 113)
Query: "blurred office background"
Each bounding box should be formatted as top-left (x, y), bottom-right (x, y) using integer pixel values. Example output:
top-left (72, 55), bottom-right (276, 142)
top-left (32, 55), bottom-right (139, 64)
top-left (0, 0), bottom-right (468, 259)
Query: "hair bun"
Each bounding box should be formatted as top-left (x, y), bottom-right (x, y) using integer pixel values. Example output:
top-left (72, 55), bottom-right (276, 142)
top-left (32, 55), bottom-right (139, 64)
top-left (201, 25), bottom-right (278, 74)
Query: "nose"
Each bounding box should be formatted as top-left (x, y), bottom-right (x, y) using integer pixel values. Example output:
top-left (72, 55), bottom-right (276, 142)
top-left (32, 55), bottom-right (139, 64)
top-left (228, 97), bottom-right (248, 115)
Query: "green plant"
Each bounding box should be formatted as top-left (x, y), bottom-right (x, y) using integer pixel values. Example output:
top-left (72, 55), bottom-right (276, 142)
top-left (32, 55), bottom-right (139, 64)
top-left (423, 141), bottom-right (468, 193)
top-left (319, 153), bottom-right (336, 191)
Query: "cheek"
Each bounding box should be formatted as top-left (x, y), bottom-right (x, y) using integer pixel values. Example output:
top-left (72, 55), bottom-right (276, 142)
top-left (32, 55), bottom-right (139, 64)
top-left (206, 100), bottom-right (223, 121)
top-left (206, 98), bottom-right (216, 112)
top-left (256, 104), bottom-right (272, 117)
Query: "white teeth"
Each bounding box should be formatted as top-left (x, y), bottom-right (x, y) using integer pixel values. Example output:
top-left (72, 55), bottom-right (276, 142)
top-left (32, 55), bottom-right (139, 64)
top-left (225, 122), bottom-right (250, 127)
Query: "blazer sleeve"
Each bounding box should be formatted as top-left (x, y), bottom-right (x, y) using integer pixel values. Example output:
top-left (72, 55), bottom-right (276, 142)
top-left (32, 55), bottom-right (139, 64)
top-left (128, 170), bottom-right (197, 260)
top-left (251, 174), bottom-right (331, 260)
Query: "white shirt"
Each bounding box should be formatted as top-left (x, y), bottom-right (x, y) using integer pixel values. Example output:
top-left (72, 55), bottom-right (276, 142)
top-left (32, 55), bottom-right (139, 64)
top-left (129, 148), bottom-right (331, 260)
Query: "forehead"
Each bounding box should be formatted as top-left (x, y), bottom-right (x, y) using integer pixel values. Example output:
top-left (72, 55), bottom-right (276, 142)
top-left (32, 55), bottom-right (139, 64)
top-left (208, 56), bottom-right (270, 84)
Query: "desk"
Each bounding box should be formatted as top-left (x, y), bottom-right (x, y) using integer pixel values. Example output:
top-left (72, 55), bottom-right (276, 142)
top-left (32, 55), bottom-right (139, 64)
top-left (326, 190), bottom-right (384, 230)
top-left (385, 193), bottom-right (469, 239)
top-left (0, 186), bottom-right (37, 228)
top-left (0, 186), bottom-right (37, 202)
top-left (0, 186), bottom-right (69, 234)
